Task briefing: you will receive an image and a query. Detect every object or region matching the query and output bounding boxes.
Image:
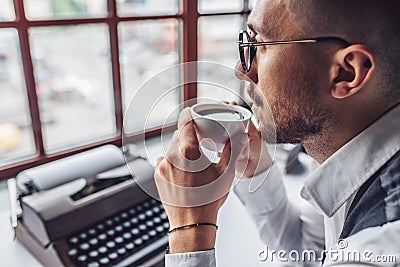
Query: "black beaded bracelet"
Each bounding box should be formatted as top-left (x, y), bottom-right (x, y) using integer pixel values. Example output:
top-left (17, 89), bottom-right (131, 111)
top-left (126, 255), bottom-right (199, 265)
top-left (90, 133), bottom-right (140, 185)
top-left (168, 222), bottom-right (218, 234)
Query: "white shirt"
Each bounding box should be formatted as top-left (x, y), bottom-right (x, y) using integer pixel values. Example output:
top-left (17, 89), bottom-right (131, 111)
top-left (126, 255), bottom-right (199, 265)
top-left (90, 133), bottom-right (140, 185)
top-left (165, 105), bottom-right (400, 266)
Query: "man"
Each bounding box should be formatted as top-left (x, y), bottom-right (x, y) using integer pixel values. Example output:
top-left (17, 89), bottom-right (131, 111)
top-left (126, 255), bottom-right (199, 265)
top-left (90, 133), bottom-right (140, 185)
top-left (155, 0), bottom-right (400, 266)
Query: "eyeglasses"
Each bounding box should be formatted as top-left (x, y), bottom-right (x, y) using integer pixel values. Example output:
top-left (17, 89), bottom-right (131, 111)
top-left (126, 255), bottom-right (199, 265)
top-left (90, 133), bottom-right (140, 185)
top-left (238, 29), bottom-right (351, 72)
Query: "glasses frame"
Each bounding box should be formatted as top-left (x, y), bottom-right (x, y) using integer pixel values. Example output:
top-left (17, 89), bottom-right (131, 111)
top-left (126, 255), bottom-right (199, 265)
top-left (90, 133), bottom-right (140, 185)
top-left (238, 29), bottom-right (351, 72)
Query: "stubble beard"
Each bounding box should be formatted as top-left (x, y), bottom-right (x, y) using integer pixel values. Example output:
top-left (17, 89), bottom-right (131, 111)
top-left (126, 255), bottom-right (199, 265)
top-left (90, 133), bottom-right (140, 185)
top-left (258, 92), bottom-right (332, 145)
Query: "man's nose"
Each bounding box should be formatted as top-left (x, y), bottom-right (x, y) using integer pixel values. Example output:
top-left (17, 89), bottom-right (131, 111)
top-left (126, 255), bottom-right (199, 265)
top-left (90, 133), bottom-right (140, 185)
top-left (234, 58), bottom-right (258, 84)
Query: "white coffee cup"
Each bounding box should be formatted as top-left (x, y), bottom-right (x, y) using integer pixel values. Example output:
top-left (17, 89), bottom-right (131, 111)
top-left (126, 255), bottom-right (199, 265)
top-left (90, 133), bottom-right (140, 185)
top-left (190, 103), bottom-right (252, 152)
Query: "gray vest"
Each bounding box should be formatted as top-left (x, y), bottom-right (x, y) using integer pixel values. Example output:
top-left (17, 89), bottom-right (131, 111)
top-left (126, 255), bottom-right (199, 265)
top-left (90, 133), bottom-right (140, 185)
top-left (339, 151), bottom-right (400, 239)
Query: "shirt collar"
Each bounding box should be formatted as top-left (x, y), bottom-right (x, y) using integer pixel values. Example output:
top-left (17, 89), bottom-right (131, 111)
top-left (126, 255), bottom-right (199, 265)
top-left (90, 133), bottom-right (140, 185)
top-left (301, 104), bottom-right (400, 218)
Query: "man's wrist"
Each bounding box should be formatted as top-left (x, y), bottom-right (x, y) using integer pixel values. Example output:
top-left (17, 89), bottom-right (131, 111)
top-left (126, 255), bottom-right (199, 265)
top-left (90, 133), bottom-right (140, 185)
top-left (168, 226), bottom-right (217, 253)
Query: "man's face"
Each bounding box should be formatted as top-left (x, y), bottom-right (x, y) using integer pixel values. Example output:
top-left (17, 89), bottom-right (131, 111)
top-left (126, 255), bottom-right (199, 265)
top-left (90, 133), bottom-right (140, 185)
top-left (237, 0), bottom-right (333, 144)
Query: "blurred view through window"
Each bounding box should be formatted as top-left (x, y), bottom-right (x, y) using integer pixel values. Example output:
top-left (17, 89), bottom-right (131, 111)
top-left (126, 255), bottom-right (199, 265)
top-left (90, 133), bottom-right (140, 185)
top-left (0, 29), bottom-right (35, 164)
top-left (117, 0), bottom-right (179, 17)
top-left (198, 15), bottom-right (242, 103)
top-left (0, 0), bottom-right (15, 20)
top-left (198, 0), bottom-right (243, 13)
top-left (29, 25), bottom-right (116, 152)
top-left (119, 20), bottom-right (181, 133)
top-left (0, 0), bottom-right (252, 178)
top-left (23, 0), bottom-right (108, 19)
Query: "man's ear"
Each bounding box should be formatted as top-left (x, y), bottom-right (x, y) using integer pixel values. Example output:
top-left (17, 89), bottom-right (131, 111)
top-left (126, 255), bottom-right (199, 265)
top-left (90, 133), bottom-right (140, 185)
top-left (330, 45), bottom-right (375, 99)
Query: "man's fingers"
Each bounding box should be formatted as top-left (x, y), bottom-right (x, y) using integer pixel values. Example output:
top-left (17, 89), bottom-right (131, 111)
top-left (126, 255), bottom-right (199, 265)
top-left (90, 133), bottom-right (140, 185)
top-left (177, 108), bottom-right (201, 160)
top-left (218, 131), bottom-right (249, 170)
top-left (177, 107), bottom-right (193, 130)
top-left (168, 130), bottom-right (179, 148)
top-left (222, 101), bottom-right (238, 106)
top-left (248, 119), bottom-right (260, 136)
top-left (155, 156), bottom-right (164, 168)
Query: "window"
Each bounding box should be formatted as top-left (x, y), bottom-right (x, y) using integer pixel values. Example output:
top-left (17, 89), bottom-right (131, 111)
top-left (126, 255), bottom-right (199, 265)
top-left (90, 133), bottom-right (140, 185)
top-left (23, 0), bottom-right (108, 20)
top-left (198, 0), bottom-right (243, 13)
top-left (0, 0), bottom-right (15, 21)
top-left (0, 0), bottom-right (251, 180)
top-left (0, 28), bottom-right (35, 164)
top-left (119, 19), bottom-right (181, 133)
top-left (29, 24), bottom-right (116, 152)
top-left (198, 15), bottom-right (243, 103)
top-left (117, 0), bottom-right (179, 17)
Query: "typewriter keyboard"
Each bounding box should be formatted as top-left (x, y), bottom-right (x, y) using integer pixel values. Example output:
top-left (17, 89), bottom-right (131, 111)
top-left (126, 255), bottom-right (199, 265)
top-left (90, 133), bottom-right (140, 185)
top-left (66, 198), bottom-right (169, 267)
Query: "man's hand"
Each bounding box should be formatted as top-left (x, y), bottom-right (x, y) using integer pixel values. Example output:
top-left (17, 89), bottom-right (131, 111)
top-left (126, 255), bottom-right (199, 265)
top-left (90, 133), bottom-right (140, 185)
top-left (154, 108), bottom-right (246, 253)
top-left (226, 102), bottom-right (273, 178)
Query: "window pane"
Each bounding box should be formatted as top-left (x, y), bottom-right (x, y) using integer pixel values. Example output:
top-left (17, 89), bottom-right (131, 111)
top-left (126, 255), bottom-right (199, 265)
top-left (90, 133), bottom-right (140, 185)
top-left (0, 0), bottom-right (15, 21)
top-left (198, 15), bottom-right (242, 102)
top-left (198, 0), bottom-right (242, 14)
top-left (117, 0), bottom-right (179, 17)
top-left (119, 20), bottom-right (181, 133)
top-left (29, 24), bottom-right (116, 152)
top-left (0, 29), bottom-right (35, 166)
top-left (24, 0), bottom-right (107, 20)
top-left (250, 0), bottom-right (257, 10)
